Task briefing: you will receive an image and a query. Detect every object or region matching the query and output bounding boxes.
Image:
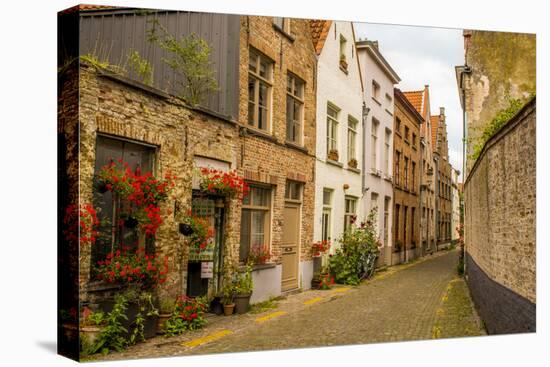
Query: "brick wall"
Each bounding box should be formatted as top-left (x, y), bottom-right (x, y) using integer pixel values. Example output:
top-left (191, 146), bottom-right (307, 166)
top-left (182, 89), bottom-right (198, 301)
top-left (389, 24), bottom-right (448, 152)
top-left (393, 91), bottom-right (422, 261)
top-left (77, 62), bottom-right (241, 301)
top-left (464, 98), bottom-right (536, 333)
top-left (238, 16), bottom-right (317, 266)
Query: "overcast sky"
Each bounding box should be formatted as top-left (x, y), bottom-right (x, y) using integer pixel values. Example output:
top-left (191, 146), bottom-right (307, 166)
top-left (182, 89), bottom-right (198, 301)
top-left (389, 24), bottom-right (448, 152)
top-left (354, 22), bottom-right (464, 181)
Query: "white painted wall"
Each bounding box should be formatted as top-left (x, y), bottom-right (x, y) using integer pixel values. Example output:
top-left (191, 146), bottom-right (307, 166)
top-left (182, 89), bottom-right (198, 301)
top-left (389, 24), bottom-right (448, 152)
top-left (313, 21), bottom-right (364, 252)
top-left (357, 42), bottom-right (398, 265)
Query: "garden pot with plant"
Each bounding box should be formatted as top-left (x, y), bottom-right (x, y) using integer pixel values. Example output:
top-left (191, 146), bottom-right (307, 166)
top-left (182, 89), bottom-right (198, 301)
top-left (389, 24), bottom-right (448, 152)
top-left (210, 296), bottom-right (224, 315)
top-left (157, 298), bottom-right (175, 334)
top-left (233, 263), bottom-right (254, 314)
top-left (79, 307), bottom-right (106, 351)
top-left (221, 282), bottom-right (236, 316)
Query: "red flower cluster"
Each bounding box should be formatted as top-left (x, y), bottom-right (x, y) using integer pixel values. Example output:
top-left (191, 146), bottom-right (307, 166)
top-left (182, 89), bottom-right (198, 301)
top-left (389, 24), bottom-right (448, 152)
top-left (247, 244), bottom-right (272, 265)
top-left (319, 273), bottom-right (335, 290)
top-left (184, 212), bottom-right (215, 253)
top-left (63, 203), bottom-right (99, 247)
top-left (175, 295), bottom-right (207, 322)
top-left (97, 159), bottom-right (176, 239)
top-left (311, 240), bottom-right (331, 257)
top-left (199, 167), bottom-right (249, 200)
top-left (95, 248), bottom-right (169, 288)
top-left (142, 204), bottom-right (162, 238)
top-left (99, 160), bottom-right (175, 206)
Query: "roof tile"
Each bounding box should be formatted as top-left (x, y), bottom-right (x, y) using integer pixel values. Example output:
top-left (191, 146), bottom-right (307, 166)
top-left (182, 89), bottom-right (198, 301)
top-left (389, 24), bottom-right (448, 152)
top-left (309, 20), bottom-right (332, 55)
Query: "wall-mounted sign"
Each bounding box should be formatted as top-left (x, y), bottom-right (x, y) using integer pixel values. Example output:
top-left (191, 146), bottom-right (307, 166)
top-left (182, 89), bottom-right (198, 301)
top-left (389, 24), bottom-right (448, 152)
top-left (201, 261), bottom-right (214, 279)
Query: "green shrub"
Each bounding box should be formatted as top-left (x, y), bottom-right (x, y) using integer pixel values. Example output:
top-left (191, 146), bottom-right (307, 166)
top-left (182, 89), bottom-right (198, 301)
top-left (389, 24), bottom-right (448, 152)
top-left (329, 209), bottom-right (380, 285)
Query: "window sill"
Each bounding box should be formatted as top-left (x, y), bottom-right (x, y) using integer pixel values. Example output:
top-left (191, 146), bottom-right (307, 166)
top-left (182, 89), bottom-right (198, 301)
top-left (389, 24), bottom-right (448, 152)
top-left (243, 126), bottom-right (278, 143)
top-left (272, 24), bottom-right (295, 42)
top-left (346, 166), bottom-right (361, 174)
top-left (326, 159), bottom-right (344, 168)
top-left (240, 263), bottom-right (277, 272)
top-left (285, 140), bottom-right (309, 154)
top-left (372, 97), bottom-right (381, 106)
top-left (385, 108), bottom-right (393, 117)
top-left (339, 65), bottom-right (349, 75)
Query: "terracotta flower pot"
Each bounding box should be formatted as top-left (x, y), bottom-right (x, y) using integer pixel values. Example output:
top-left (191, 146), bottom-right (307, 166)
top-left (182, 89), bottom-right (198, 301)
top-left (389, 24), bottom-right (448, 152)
top-left (156, 313), bottom-right (172, 334)
top-left (80, 324), bottom-right (104, 347)
top-left (223, 303), bottom-right (235, 316)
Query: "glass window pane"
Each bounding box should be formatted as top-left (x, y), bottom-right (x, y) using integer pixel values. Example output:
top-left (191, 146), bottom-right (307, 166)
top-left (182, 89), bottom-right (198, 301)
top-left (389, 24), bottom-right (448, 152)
top-left (323, 189), bottom-right (332, 205)
top-left (249, 53), bottom-right (257, 73)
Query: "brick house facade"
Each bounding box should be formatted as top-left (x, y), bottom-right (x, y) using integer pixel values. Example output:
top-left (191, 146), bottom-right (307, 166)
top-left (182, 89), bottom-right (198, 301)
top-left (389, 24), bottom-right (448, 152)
top-left (238, 16), bottom-right (317, 297)
top-left (431, 109), bottom-right (453, 247)
top-left (393, 88), bottom-right (423, 263)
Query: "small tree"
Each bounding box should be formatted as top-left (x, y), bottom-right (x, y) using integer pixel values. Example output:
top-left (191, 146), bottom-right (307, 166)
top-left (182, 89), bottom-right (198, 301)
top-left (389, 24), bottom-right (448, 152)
top-left (147, 19), bottom-right (218, 106)
top-left (126, 49), bottom-right (154, 86)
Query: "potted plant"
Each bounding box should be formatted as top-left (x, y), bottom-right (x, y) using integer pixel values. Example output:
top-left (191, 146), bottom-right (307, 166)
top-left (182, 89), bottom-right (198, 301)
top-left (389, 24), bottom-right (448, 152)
top-left (328, 149), bottom-right (339, 161)
top-left (157, 298), bottom-right (175, 334)
top-left (221, 283), bottom-right (236, 316)
top-left (198, 167), bottom-right (249, 199)
top-left (348, 158), bottom-right (358, 169)
top-left (340, 54), bottom-right (348, 70)
top-left (233, 263), bottom-right (253, 314)
top-left (80, 307), bottom-right (106, 350)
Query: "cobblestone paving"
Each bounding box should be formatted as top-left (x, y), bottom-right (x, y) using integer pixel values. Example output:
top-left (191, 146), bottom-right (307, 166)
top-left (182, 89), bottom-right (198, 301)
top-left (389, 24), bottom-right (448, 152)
top-left (432, 277), bottom-right (486, 339)
top-left (90, 250), bottom-right (481, 361)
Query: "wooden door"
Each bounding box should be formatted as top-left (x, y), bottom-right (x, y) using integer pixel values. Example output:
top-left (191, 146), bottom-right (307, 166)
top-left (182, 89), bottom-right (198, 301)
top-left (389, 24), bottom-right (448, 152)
top-left (281, 203), bottom-right (300, 291)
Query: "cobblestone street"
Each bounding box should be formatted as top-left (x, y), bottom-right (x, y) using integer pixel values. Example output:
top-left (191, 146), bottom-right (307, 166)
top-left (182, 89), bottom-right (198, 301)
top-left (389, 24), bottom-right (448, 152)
top-left (90, 249), bottom-right (485, 361)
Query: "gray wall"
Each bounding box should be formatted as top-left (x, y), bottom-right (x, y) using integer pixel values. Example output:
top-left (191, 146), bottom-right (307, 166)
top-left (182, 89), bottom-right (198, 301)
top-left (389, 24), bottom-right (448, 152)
top-left (79, 9), bottom-right (240, 120)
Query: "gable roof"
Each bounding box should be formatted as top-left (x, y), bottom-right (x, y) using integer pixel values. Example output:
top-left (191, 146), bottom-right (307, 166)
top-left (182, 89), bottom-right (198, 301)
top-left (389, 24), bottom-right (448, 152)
top-left (403, 90), bottom-right (423, 115)
top-left (356, 40), bottom-right (401, 83)
top-left (395, 88), bottom-right (424, 124)
top-left (309, 20), bottom-right (333, 55)
top-left (430, 115), bottom-right (440, 152)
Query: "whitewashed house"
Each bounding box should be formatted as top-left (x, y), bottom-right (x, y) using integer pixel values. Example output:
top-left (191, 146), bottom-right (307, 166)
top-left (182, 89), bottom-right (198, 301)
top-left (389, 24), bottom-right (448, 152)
top-left (310, 20), bottom-right (364, 261)
top-left (356, 39), bottom-right (401, 266)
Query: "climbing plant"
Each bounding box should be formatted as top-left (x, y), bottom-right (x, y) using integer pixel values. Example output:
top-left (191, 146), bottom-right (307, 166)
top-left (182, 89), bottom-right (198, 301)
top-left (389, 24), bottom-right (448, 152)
top-left (147, 19), bottom-right (218, 106)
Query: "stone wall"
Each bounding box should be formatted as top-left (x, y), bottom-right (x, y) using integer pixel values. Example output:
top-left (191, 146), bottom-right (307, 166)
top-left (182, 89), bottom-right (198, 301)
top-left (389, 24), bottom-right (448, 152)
top-left (463, 30), bottom-right (536, 175)
top-left (464, 97), bottom-right (536, 333)
top-left (77, 62), bottom-right (241, 301)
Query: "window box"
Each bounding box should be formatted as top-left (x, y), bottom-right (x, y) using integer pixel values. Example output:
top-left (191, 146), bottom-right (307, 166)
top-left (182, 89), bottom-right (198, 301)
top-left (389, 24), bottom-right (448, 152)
top-left (328, 149), bottom-right (339, 162)
top-left (339, 58), bottom-right (348, 71)
top-left (348, 158), bottom-right (358, 169)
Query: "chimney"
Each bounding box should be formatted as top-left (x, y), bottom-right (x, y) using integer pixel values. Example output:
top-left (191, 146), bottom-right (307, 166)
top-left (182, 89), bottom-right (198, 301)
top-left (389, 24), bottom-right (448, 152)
top-left (440, 107), bottom-right (445, 116)
top-left (371, 40), bottom-right (379, 49)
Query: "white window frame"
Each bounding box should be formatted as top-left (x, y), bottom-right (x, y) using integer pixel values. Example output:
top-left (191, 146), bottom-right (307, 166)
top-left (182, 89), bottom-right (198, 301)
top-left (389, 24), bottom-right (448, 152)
top-left (371, 118), bottom-right (379, 170)
top-left (347, 115), bottom-right (358, 163)
top-left (248, 49), bottom-right (274, 131)
top-left (286, 73), bottom-right (304, 144)
top-left (327, 103), bottom-right (340, 157)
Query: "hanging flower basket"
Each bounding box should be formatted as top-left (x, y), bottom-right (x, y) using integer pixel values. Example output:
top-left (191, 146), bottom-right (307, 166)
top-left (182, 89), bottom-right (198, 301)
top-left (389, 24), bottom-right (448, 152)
top-left (178, 223), bottom-right (194, 236)
top-left (198, 168), bottom-right (248, 199)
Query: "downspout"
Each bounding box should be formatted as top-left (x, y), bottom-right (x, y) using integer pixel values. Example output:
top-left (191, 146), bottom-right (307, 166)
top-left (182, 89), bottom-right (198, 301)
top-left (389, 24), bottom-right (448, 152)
top-left (419, 139), bottom-right (424, 257)
top-left (361, 103), bottom-right (370, 195)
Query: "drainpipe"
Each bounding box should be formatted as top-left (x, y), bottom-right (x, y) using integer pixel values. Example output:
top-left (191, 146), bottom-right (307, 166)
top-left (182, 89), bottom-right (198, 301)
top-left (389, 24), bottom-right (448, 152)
top-left (419, 139), bottom-right (424, 257)
top-left (361, 103), bottom-right (370, 196)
